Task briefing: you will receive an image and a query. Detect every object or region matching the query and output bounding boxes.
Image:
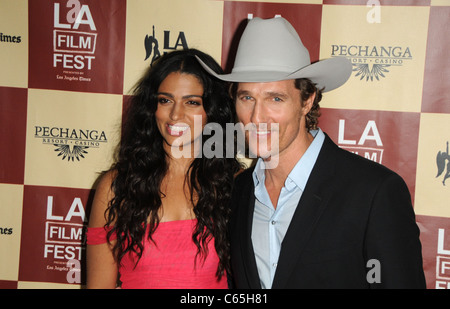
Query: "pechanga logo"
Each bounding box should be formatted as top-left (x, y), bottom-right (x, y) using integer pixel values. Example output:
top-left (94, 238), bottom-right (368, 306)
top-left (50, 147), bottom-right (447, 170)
top-left (144, 25), bottom-right (188, 66)
top-left (436, 141), bottom-right (450, 186)
top-left (331, 45), bottom-right (412, 81)
top-left (34, 126), bottom-right (107, 161)
top-left (53, 0), bottom-right (97, 82)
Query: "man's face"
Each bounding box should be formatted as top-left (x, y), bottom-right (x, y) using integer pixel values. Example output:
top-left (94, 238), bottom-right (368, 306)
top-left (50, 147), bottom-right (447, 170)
top-left (235, 79), bottom-right (313, 162)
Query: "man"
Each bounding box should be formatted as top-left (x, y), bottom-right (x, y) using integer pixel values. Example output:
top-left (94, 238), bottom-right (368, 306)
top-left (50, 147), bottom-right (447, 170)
top-left (197, 17), bottom-right (425, 288)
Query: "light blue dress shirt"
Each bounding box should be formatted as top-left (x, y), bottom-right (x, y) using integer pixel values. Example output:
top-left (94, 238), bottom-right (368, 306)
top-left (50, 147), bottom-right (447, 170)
top-left (251, 129), bottom-right (325, 288)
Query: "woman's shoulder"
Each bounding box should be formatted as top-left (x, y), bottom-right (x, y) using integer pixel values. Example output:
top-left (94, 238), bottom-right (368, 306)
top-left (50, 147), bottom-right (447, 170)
top-left (96, 170), bottom-right (117, 192)
top-left (89, 170), bottom-right (117, 228)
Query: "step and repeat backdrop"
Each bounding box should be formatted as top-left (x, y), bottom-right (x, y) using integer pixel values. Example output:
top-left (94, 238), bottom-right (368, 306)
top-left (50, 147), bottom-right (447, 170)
top-left (0, 0), bottom-right (449, 289)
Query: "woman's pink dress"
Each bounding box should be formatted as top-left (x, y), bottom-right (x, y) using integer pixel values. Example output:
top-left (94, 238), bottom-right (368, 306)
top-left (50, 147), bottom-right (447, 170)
top-left (86, 219), bottom-right (227, 289)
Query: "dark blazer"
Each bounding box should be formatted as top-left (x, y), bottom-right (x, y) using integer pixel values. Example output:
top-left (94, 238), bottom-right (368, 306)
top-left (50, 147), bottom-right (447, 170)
top-left (229, 134), bottom-right (426, 289)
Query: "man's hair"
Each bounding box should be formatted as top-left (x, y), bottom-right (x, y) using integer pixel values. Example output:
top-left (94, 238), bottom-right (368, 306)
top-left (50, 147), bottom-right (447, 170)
top-left (230, 78), bottom-right (323, 131)
top-left (294, 78), bottom-right (323, 131)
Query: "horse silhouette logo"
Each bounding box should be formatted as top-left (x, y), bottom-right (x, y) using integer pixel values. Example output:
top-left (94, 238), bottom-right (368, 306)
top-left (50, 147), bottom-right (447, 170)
top-left (144, 25), bottom-right (161, 66)
top-left (436, 141), bottom-right (450, 186)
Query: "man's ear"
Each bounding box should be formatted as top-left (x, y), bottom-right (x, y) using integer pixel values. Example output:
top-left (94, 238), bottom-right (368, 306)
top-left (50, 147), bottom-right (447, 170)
top-left (302, 92), bottom-right (316, 115)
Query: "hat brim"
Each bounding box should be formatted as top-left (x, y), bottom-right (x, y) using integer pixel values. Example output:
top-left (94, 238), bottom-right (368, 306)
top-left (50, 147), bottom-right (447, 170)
top-left (196, 56), bottom-right (352, 92)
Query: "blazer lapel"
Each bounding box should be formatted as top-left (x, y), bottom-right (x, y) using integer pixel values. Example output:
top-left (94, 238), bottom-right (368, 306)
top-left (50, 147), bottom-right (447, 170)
top-left (271, 135), bottom-right (338, 288)
top-left (235, 171), bottom-right (262, 288)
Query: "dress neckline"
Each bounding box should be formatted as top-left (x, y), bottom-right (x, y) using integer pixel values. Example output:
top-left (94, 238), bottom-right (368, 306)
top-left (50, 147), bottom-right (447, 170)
top-left (158, 218), bottom-right (196, 224)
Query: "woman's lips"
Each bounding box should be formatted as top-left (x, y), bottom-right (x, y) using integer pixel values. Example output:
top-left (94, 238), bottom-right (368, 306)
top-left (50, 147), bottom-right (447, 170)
top-left (166, 123), bottom-right (189, 136)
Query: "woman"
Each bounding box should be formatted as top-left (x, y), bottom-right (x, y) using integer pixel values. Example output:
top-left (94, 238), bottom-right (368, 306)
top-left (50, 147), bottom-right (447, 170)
top-left (86, 49), bottom-right (241, 288)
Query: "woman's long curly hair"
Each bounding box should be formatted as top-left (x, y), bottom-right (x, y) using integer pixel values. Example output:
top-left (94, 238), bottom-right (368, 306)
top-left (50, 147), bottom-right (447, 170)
top-left (105, 49), bottom-right (241, 279)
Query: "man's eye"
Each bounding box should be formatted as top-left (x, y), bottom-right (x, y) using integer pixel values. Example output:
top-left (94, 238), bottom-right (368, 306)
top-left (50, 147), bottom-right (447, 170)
top-left (273, 97), bottom-right (282, 102)
top-left (240, 96), bottom-right (252, 101)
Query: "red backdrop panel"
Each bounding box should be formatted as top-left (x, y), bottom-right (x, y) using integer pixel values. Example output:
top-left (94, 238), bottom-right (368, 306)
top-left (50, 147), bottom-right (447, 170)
top-left (320, 108), bottom-right (420, 203)
top-left (19, 185), bottom-right (93, 285)
top-left (28, 0), bottom-right (126, 94)
top-left (0, 86), bottom-right (27, 184)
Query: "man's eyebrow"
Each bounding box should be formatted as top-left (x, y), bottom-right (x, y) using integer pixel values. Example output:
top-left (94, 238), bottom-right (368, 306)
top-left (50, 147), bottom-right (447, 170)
top-left (235, 89), bottom-right (289, 99)
top-left (264, 91), bottom-right (289, 99)
top-left (236, 89), bottom-right (252, 97)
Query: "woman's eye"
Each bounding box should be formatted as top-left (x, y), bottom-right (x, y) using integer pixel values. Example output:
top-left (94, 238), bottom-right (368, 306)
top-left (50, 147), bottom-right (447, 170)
top-left (158, 97), bottom-right (170, 104)
top-left (187, 100), bottom-right (201, 106)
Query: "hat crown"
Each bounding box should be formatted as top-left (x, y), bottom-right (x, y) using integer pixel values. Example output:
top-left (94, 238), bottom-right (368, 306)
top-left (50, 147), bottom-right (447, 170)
top-left (195, 16), bottom-right (352, 91)
top-left (232, 17), bottom-right (311, 74)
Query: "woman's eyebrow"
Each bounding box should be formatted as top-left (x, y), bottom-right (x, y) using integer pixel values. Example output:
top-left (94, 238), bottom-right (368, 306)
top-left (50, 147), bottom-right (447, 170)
top-left (157, 93), bottom-right (203, 99)
top-left (157, 92), bottom-right (173, 98)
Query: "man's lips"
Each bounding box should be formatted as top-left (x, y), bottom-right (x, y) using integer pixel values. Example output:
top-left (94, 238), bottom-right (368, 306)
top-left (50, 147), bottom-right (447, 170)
top-left (248, 128), bottom-right (273, 138)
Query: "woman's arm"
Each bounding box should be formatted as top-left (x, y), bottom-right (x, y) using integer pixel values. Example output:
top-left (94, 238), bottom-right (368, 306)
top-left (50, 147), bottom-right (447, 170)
top-left (86, 171), bottom-right (119, 289)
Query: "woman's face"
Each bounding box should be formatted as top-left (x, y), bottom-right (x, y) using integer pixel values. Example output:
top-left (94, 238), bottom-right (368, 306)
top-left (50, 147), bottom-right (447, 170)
top-left (155, 72), bottom-right (207, 158)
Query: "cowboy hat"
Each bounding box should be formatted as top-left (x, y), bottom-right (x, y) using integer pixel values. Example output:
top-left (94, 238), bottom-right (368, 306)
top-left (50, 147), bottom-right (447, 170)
top-left (197, 17), bottom-right (351, 92)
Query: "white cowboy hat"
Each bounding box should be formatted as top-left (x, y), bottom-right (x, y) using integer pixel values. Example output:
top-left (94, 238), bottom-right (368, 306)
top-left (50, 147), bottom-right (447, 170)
top-left (197, 17), bottom-right (352, 92)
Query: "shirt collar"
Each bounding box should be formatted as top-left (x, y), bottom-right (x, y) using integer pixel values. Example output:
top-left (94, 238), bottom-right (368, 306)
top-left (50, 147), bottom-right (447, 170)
top-left (252, 128), bottom-right (325, 192)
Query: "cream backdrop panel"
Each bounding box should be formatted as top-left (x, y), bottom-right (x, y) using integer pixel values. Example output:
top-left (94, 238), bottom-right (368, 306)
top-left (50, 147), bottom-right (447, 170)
top-left (414, 113), bottom-right (450, 218)
top-left (123, 0), bottom-right (224, 94)
top-left (223, 0), bottom-right (323, 3)
top-left (24, 89), bottom-right (122, 189)
top-left (319, 5), bottom-right (429, 113)
top-left (431, 0), bottom-right (450, 6)
top-left (17, 281), bottom-right (79, 289)
top-left (0, 0), bottom-right (28, 88)
top-left (0, 184), bottom-right (23, 281)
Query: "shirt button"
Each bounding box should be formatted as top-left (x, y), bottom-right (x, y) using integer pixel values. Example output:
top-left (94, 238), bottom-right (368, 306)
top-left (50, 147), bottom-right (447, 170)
top-left (273, 263), bottom-right (277, 267)
top-left (271, 220), bottom-right (276, 225)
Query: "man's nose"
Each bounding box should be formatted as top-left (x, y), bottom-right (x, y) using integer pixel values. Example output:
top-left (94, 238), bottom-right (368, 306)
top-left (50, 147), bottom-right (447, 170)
top-left (250, 100), bottom-right (266, 124)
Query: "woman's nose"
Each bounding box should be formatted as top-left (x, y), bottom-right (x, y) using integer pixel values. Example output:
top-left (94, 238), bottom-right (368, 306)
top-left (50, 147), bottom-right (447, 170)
top-left (169, 102), bottom-right (184, 121)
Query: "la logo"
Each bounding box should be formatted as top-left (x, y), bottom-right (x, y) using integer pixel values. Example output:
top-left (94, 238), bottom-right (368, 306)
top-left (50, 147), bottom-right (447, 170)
top-left (54, 0), bottom-right (96, 31)
top-left (338, 119), bottom-right (383, 146)
top-left (46, 196), bottom-right (87, 222)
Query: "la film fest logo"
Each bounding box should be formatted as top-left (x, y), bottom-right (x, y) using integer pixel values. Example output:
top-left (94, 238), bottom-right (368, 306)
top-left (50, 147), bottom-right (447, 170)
top-left (144, 25), bottom-right (188, 66)
top-left (0, 32), bottom-right (22, 44)
top-left (436, 141), bottom-right (450, 186)
top-left (44, 195), bottom-right (87, 284)
top-left (436, 228), bottom-right (450, 289)
top-left (0, 226), bottom-right (13, 235)
top-left (34, 125), bottom-right (108, 161)
top-left (53, 0), bottom-right (97, 82)
top-left (337, 119), bottom-right (384, 164)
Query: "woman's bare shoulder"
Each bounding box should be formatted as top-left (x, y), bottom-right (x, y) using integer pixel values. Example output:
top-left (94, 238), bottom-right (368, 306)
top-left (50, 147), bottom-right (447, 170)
top-left (89, 170), bottom-right (117, 228)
